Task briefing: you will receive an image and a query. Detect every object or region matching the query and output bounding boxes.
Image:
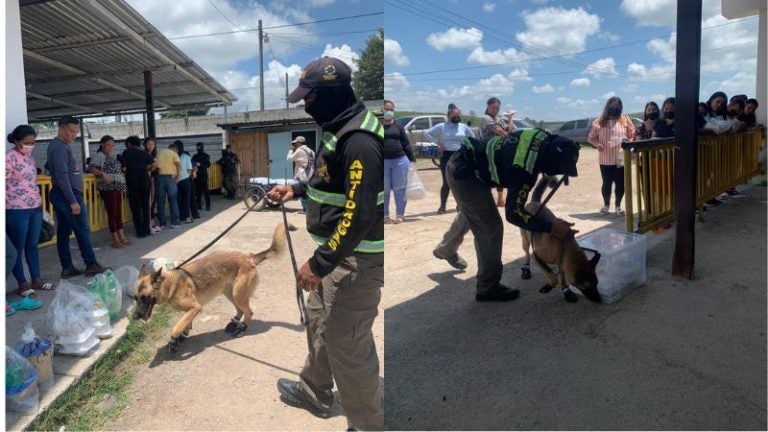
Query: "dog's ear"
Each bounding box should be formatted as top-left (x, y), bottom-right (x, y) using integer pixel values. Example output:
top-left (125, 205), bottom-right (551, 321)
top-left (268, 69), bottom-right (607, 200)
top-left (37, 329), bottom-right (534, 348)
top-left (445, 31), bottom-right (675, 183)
top-left (151, 267), bottom-right (163, 282)
top-left (589, 251), bottom-right (601, 269)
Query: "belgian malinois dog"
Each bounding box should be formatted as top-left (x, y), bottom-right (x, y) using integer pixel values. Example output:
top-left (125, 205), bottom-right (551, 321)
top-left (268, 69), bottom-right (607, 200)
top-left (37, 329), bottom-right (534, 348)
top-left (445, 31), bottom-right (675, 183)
top-left (520, 176), bottom-right (601, 303)
top-left (133, 223), bottom-right (294, 352)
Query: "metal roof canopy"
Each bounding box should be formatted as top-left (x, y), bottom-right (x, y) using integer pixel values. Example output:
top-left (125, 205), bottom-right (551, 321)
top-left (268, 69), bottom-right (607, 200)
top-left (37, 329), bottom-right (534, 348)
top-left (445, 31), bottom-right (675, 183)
top-left (20, 0), bottom-right (237, 122)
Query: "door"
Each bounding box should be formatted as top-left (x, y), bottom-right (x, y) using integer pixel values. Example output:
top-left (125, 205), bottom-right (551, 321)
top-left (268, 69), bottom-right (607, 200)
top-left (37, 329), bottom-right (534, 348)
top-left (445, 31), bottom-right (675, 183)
top-left (268, 131), bottom-right (292, 180)
top-left (230, 132), bottom-right (269, 181)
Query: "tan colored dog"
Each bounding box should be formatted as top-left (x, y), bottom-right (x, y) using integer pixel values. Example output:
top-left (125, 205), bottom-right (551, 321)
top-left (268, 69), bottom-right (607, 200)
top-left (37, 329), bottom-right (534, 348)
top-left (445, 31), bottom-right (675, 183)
top-left (133, 223), bottom-right (294, 352)
top-left (520, 176), bottom-right (601, 303)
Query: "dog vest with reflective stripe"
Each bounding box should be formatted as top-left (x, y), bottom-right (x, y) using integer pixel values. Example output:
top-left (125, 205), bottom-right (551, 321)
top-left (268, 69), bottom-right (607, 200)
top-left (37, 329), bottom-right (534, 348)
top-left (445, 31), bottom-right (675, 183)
top-left (468, 129), bottom-right (549, 185)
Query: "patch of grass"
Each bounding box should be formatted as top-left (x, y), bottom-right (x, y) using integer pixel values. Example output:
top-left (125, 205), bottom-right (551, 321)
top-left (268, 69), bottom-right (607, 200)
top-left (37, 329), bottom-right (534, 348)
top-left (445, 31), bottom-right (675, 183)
top-left (27, 305), bottom-right (176, 431)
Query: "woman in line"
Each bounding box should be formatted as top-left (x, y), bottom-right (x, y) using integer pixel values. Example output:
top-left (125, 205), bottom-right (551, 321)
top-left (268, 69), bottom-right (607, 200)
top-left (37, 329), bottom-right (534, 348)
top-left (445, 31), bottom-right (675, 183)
top-left (6, 125), bottom-right (56, 297)
top-left (588, 96), bottom-right (635, 216)
top-left (175, 140), bottom-right (198, 224)
top-left (425, 104), bottom-right (475, 214)
top-left (88, 135), bottom-right (130, 248)
top-left (144, 137), bottom-right (161, 234)
top-left (382, 99), bottom-right (415, 224)
top-left (480, 97), bottom-right (516, 207)
top-left (634, 101), bottom-right (660, 140)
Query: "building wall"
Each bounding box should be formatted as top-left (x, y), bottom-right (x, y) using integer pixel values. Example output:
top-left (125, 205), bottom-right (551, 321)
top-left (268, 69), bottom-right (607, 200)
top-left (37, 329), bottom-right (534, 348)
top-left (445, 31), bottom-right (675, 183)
top-left (5, 0), bottom-right (27, 147)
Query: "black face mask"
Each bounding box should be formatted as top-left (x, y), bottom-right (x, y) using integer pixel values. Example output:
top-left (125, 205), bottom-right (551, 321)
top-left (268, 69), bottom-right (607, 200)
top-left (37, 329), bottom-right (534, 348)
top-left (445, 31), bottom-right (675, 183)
top-left (197, 148), bottom-right (204, 153)
top-left (304, 87), bottom-right (356, 126)
top-left (647, 112), bottom-right (659, 120)
top-left (664, 111), bottom-right (675, 120)
top-left (608, 107), bottom-right (621, 117)
top-left (450, 117), bottom-right (461, 124)
top-left (727, 110), bottom-right (739, 118)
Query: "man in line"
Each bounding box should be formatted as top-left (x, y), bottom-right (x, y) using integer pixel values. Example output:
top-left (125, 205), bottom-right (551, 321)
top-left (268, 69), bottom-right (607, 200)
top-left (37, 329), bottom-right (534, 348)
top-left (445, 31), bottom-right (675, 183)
top-left (46, 116), bottom-right (109, 277)
top-left (433, 128), bottom-right (580, 301)
top-left (192, 142), bottom-right (211, 211)
top-left (286, 135), bottom-right (315, 212)
top-left (268, 57), bottom-right (384, 431)
top-left (155, 142), bottom-right (181, 229)
top-left (218, 145), bottom-right (239, 199)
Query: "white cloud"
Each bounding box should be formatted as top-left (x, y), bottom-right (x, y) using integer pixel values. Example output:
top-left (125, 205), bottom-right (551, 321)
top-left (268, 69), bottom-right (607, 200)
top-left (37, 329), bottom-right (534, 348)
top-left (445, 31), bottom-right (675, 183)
top-left (467, 46), bottom-right (528, 65)
top-left (571, 78), bottom-right (591, 87)
top-left (584, 57), bottom-right (619, 78)
top-left (216, 60), bottom-right (303, 111)
top-left (516, 7), bottom-right (600, 54)
top-left (483, 2), bottom-right (496, 12)
top-left (321, 44), bottom-right (360, 72)
top-left (599, 32), bottom-right (621, 42)
top-left (426, 27), bottom-right (483, 51)
top-left (626, 62), bottom-right (675, 82)
top-left (532, 83), bottom-right (555, 93)
top-left (384, 72), bottom-right (411, 96)
top-left (308, 0), bottom-right (335, 5)
top-left (384, 38), bottom-right (410, 67)
top-left (717, 71), bottom-right (757, 95)
top-left (602, 91), bottom-right (616, 100)
top-left (647, 33), bottom-right (677, 62)
top-left (619, 0), bottom-right (676, 28)
top-left (557, 85), bottom-right (566, 91)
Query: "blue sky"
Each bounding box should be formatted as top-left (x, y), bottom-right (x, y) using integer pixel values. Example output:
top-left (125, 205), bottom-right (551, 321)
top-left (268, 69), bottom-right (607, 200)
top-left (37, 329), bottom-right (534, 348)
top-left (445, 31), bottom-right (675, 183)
top-left (126, 0), bottom-right (382, 113)
top-left (384, 0), bottom-right (760, 121)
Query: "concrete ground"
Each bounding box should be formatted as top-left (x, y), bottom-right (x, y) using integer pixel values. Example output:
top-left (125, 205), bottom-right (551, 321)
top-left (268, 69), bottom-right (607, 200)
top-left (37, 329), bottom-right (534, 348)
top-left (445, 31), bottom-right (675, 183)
top-left (383, 148), bottom-right (767, 430)
top-left (5, 193), bottom-right (381, 431)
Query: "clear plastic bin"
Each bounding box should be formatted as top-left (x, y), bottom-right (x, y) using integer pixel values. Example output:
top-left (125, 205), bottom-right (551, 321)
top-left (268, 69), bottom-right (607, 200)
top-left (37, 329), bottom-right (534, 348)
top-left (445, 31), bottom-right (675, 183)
top-left (578, 228), bottom-right (647, 304)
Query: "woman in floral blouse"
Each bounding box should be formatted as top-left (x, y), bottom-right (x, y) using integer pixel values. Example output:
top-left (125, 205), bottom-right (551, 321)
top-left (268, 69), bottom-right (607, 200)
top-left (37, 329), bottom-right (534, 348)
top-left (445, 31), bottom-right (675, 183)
top-left (88, 135), bottom-right (129, 248)
top-left (5, 125), bottom-right (55, 297)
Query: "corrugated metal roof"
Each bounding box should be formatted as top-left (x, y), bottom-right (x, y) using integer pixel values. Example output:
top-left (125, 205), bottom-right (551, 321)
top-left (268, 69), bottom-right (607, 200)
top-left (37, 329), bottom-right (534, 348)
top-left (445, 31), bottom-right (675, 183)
top-left (218, 100), bottom-right (385, 129)
top-left (20, 0), bottom-right (236, 121)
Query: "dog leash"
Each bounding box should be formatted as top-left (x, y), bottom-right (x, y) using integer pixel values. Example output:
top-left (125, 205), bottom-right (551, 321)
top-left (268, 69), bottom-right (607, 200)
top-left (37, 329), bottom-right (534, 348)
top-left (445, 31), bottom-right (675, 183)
top-left (281, 202), bottom-right (309, 326)
top-left (532, 174), bottom-right (568, 218)
top-left (175, 192), bottom-right (265, 269)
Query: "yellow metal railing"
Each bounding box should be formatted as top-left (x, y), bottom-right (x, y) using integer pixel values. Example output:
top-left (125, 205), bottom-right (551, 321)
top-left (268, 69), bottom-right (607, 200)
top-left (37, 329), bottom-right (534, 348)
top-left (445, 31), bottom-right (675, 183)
top-left (623, 127), bottom-right (765, 233)
top-left (38, 169), bottom-right (225, 248)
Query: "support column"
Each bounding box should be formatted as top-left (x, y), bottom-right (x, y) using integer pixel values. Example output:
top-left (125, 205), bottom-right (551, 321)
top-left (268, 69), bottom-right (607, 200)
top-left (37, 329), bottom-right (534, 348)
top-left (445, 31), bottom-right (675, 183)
top-left (5, 0), bottom-right (28, 144)
top-left (672, 0), bottom-right (702, 279)
top-left (757, 9), bottom-right (767, 127)
top-left (144, 70), bottom-right (156, 138)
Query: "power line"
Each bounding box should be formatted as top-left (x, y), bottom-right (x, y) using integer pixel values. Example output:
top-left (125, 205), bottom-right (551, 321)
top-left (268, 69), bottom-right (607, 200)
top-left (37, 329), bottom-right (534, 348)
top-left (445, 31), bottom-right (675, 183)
top-left (167, 12), bottom-right (383, 40)
top-left (206, 0), bottom-right (243, 31)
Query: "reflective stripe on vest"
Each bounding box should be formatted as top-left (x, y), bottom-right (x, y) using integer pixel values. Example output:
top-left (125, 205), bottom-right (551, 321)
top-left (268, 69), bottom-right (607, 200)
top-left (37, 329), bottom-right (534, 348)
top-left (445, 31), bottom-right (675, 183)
top-left (307, 185), bottom-right (384, 207)
top-left (322, 110), bottom-right (384, 153)
top-left (512, 129), bottom-right (548, 175)
top-left (485, 136), bottom-right (503, 184)
top-left (310, 233), bottom-right (384, 254)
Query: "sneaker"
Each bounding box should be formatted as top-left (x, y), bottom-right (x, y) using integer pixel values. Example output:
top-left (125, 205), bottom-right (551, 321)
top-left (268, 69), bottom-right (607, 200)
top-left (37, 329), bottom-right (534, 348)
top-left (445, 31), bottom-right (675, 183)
top-left (276, 379), bottom-right (332, 419)
top-left (432, 250), bottom-right (468, 270)
top-left (615, 207), bottom-right (625, 216)
top-left (61, 267), bottom-right (84, 279)
top-left (599, 206), bottom-right (610, 214)
top-left (170, 224), bottom-right (181, 229)
top-left (475, 284), bottom-right (520, 302)
top-left (384, 217), bottom-right (393, 224)
top-left (84, 263), bottom-right (110, 276)
top-left (395, 216), bottom-right (405, 224)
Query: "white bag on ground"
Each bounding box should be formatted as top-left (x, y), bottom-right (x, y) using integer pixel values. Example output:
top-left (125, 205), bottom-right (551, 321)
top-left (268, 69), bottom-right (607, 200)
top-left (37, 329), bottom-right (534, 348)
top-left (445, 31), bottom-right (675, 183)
top-left (48, 280), bottom-right (102, 356)
top-left (114, 265), bottom-right (139, 298)
top-left (406, 163), bottom-right (427, 200)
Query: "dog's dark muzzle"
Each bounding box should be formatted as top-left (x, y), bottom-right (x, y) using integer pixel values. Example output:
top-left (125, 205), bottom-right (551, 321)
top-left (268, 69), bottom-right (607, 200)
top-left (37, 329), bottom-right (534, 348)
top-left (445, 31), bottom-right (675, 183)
top-left (133, 296), bottom-right (157, 321)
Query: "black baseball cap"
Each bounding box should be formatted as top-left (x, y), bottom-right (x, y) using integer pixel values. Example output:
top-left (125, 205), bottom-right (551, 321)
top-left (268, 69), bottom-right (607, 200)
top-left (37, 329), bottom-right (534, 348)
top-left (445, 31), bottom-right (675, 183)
top-left (287, 57), bottom-right (352, 103)
top-left (544, 135), bottom-right (580, 177)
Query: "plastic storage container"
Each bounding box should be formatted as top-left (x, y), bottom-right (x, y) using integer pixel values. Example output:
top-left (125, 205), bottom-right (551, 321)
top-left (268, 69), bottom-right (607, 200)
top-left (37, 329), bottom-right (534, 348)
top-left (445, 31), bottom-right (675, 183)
top-left (57, 327), bottom-right (100, 356)
top-left (577, 228), bottom-right (647, 304)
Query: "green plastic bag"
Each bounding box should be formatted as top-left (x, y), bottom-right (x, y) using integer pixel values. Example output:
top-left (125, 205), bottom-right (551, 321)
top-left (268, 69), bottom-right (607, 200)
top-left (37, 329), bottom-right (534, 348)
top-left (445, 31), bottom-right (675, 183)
top-left (88, 270), bottom-right (122, 322)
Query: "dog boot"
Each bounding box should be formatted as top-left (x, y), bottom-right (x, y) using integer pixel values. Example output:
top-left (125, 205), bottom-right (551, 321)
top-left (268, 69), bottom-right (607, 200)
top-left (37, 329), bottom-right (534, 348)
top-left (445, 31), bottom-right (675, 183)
top-left (539, 284), bottom-right (554, 294)
top-left (231, 322), bottom-right (248, 338)
top-left (224, 317), bottom-right (241, 333)
top-left (521, 265), bottom-right (532, 280)
top-left (562, 287), bottom-right (579, 303)
top-left (168, 336), bottom-right (181, 353)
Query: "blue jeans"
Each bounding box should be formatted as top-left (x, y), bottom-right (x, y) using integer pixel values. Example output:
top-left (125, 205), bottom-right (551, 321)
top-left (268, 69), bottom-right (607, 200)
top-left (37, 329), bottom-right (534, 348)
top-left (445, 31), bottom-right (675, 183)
top-left (384, 156), bottom-right (409, 218)
top-left (156, 175), bottom-right (179, 226)
top-left (50, 190), bottom-right (97, 270)
top-left (6, 207), bottom-right (42, 284)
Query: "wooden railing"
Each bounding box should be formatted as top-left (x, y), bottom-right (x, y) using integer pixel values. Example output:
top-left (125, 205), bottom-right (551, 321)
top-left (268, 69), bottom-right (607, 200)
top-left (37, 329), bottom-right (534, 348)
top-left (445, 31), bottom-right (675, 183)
top-left (622, 127), bottom-right (766, 233)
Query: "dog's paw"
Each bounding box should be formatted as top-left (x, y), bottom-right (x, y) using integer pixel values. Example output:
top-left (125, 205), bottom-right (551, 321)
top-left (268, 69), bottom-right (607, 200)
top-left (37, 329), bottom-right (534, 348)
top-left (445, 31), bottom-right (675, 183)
top-left (539, 284), bottom-right (554, 294)
top-left (563, 289), bottom-right (579, 303)
top-left (224, 318), bottom-right (240, 333)
top-left (168, 338), bottom-right (180, 353)
top-left (231, 322), bottom-right (248, 338)
top-left (521, 267), bottom-right (532, 280)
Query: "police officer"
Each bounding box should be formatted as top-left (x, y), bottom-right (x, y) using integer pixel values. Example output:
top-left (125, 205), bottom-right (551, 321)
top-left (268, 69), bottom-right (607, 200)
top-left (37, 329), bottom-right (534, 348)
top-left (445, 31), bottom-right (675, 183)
top-left (433, 128), bottom-right (580, 301)
top-left (192, 142), bottom-right (211, 211)
top-left (217, 145), bottom-right (239, 199)
top-left (267, 57), bottom-right (384, 431)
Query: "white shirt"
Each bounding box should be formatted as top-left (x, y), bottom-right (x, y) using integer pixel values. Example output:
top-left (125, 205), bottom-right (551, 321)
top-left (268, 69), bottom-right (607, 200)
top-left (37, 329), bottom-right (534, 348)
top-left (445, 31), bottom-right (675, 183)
top-left (287, 145), bottom-right (315, 182)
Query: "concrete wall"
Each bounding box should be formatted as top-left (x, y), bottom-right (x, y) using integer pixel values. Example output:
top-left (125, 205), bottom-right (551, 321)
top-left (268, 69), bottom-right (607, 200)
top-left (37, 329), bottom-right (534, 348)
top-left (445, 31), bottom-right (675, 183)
top-left (5, 0), bottom-right (27, 148)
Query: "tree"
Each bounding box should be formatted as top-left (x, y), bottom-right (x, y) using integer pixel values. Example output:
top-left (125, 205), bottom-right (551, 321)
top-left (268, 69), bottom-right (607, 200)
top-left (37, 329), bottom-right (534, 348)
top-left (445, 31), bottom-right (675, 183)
top-left (352, 29), bottom-right (384, 100)
top-left (159, 107), bottom-right (210, 119)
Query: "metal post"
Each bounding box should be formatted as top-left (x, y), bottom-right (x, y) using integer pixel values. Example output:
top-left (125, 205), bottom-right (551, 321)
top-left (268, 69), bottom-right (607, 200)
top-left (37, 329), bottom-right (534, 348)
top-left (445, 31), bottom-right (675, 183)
top-left (258, 20), bottom-right (265, 112)
top-left (672, 0), bottom-right (702, 279)
top-left (80, 119), bottom-right (88, 169)
top-left (285, 72), bottom-right (289, 109)
top-left (144, 70), bottom-right (156, 138)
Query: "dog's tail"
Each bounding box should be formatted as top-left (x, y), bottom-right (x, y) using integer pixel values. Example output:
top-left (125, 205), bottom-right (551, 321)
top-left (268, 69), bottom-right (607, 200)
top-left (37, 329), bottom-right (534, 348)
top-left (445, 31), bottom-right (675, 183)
top-left (531, 175), bottom-right (559, 203)
top-left (251, 223), bottom-right (298, 264)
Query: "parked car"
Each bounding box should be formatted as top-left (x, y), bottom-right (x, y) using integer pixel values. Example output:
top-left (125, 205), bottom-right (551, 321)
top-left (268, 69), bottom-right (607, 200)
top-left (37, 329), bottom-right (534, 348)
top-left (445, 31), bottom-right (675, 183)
top-left (557, 117), bottom-right (595, 146)
top-left (396, 115), bottom-right (447, 145)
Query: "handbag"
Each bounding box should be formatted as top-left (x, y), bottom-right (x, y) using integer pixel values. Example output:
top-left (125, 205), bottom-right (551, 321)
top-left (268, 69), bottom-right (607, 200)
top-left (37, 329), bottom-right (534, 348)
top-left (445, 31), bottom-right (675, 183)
top-left (406, 163), bottom-right (427, 200)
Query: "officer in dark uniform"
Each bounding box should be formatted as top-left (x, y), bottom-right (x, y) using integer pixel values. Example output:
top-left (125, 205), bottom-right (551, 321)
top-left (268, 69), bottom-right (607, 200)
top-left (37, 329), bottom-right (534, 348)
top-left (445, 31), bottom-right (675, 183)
top-left (192, 142), bottom-right (211, 211)
top-left (433, 129), bottom-right (580, 301)
top-left (217, 146), bottom-right (239, 199)
top-left (267, 57), bottom-right (384, 431)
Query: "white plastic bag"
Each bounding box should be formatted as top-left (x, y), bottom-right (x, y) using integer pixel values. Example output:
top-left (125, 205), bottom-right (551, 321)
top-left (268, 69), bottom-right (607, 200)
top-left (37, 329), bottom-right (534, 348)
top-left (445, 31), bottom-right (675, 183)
top-left (47, 280), bottom-right (103, 356)
top-left (406, 163), bottom-right (427, 200)
top-left (114, 265), bottom-right (139, 298)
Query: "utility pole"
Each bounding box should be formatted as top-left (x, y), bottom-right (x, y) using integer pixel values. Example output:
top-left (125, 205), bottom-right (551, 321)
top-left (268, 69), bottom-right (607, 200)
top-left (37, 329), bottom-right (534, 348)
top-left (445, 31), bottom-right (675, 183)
top-left (258, 19), bottom-right (265, 111)
top-left (285, 72), bottom-right (289, 109)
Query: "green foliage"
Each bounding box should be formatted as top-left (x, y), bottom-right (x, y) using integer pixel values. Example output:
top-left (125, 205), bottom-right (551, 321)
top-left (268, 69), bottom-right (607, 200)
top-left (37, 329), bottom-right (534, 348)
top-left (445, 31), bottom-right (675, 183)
top-left (353, 30), bottom-right (384, 100)
top-left (159, 107), bottom-right (210, 119)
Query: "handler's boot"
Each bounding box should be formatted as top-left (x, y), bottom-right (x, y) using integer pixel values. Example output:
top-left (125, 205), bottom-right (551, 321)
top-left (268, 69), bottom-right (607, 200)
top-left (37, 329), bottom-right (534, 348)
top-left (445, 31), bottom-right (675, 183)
top-left (475, 284), bottom-right (520, 302)
top-left (277, 378), bottom-right (332, 419)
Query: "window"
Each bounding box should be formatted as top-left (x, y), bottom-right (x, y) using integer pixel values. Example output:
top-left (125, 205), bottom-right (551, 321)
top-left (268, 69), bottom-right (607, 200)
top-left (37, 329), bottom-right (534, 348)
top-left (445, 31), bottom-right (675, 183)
top-left (560, 121), bottom-right (575, 131)
top-left (430, 117), bottom-right (446, 127)
top-left (576, 119), bottom-right (588, 129)
top-left (410, 118), bottom-right (430, 130)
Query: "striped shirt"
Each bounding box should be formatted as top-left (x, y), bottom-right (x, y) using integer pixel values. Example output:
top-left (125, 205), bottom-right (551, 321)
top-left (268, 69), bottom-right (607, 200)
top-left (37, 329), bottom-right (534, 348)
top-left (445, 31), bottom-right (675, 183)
top-left (588, 116), bottom-right (635, 166)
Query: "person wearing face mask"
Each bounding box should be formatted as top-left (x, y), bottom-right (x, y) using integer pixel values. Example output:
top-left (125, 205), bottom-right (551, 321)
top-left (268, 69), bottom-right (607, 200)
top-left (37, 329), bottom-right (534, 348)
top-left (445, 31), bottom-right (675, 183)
top-left (654, 97), bottom-right (676, 138)
top-left (480, 97), bottom-right (516, 207)
top-left (191, 142), bottom-right (211, 211)
top-left (6, 125), bottom-right (57, 298)
top-left (588, 97), bottom-right (635, 216)
top-left (425, 104), bottom-right (475, 214)
top-left (266, 57), bottom-right (384, 431)
top-left (88, 135), bottom-right (129, 248)
top-left (634, 101), bottom-right (660, 140)
top-left (381, 99), bottom-right (415, 224)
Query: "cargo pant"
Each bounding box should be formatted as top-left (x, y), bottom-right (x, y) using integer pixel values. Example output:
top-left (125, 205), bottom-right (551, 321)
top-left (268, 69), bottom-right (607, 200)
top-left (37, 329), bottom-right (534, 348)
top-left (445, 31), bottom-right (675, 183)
top-left (437, 156), bottom-right (504, 295)
top-left (299, 252), bottom-right (384, 430)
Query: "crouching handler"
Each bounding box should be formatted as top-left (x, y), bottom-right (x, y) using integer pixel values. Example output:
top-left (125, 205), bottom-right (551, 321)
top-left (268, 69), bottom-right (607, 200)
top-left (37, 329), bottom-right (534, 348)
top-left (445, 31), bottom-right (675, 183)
top-left (433, 128), bottom-right (580, 302)
top-left (267, 57), bottom-right (384, 431)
